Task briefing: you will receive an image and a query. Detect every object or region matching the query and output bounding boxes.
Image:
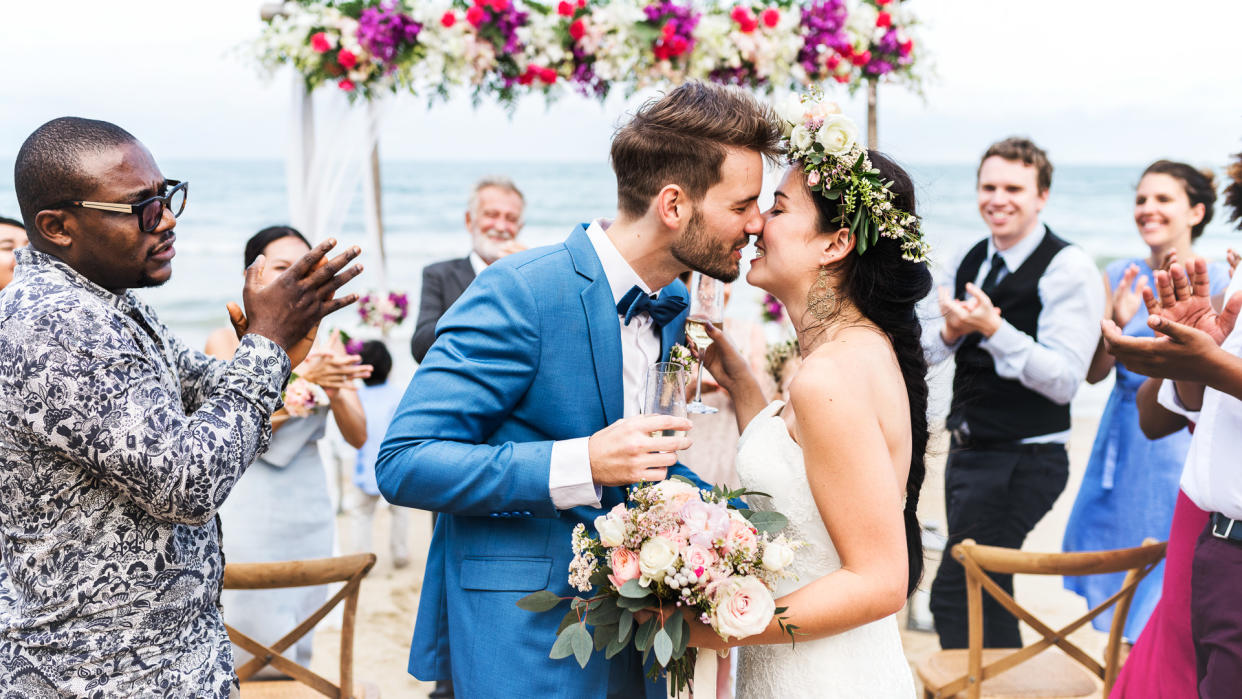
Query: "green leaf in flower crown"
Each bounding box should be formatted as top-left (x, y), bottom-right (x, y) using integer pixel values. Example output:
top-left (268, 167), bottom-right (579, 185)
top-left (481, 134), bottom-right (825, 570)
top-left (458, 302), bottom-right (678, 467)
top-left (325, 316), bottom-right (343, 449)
top-left (619, 579), bottom-right (650, 599)
top-left (654, 627), bottom-right (673, 666)
top-left (822, 188), bottom-right (841, 200)
top-left (634, 617), bottom-right (659, 652)
top-left (516, 590), bottom-right (563, 613)
top-left (618, 609), bottom-right (634, 641)
top-left (746, 510), bottom-right (789, 534)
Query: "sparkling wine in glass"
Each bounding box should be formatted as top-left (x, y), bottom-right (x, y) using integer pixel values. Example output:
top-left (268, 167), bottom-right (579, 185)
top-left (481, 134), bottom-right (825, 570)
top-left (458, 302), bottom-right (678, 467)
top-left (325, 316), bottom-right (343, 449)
top-left (686, 272), bottom-right (724, 415)
top-left (644, 362), bottom-right (689, 441)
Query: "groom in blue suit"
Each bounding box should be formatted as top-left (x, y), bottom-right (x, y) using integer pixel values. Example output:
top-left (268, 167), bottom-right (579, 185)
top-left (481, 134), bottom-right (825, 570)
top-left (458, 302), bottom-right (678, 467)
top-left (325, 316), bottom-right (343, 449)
top-left (376, 82), bottom-right (782, 698)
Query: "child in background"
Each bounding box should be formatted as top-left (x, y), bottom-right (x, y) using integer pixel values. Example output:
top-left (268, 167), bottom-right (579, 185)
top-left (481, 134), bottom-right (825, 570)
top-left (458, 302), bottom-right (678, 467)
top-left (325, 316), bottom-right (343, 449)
top-left (346, 340), bottom-right (410, 568)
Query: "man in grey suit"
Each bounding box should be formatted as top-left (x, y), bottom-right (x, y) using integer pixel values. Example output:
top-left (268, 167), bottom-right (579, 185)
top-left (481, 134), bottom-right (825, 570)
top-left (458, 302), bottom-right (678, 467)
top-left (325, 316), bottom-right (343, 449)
top-left (411, 176), bottom-right (526, 362)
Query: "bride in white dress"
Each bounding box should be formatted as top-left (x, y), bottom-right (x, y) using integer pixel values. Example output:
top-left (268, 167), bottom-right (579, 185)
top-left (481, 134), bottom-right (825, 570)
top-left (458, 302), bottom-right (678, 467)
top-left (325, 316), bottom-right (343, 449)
top-left (686, 143), bottom-right (932, 697)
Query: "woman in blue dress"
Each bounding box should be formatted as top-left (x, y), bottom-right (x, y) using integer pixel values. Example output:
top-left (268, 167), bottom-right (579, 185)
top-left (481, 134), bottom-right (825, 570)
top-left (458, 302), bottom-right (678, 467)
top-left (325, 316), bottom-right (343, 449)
top-left (206, 226), bottom-right (370, 675)
top-left (1063, 160), bottom-right (1225, 642)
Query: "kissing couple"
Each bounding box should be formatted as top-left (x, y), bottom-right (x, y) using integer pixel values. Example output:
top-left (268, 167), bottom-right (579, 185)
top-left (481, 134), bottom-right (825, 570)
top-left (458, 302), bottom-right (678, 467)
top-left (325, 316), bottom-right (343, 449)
top-left (375, 82), bottom-right (932, 698)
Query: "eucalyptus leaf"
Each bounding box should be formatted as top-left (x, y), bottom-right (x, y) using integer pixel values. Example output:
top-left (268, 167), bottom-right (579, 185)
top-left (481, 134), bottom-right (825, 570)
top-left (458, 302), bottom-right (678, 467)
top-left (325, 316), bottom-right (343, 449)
top-left (746, 510), bottom-right (789, 534)
top-left (570, 624), bottom-right (593, 668)
top-left (550, 624), bottom-right (579, 660)
top-left (605, 636), bottom-right (628, 659)
top-left (665, 612), bottom-right (684, 652)
top-left (672, 613), bottom-right (689, 656)
top-left (589, 570), bottom-right (610, 588)
top-left (654, 627), bottom-right (673, 666)
top-left (619, 579), bottom-right (650, 599)
top-left (516, 590), bottom-right (562, 613)
top-left (670, 474), bottom-right (696, 487)
top-left (617, 595), bottom-right (651, 611)
top-left (592, 623), bottom-right (616, 652)
top-left (634, 617), bottom-right (659, 652)
top-left (618, 609), bottom-right (634, 641)
top-left (590, 599), bottom-right (621, 626)
top-left (556, 608), bottom-right (578, 634)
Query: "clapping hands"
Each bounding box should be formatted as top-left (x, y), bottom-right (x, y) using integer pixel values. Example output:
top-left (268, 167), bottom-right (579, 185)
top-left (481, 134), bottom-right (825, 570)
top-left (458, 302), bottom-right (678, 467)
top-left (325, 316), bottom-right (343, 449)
top-left (1101, 259), bottom-right (1242, 382)
top-left (938, 283), bottom-right (1002, 344)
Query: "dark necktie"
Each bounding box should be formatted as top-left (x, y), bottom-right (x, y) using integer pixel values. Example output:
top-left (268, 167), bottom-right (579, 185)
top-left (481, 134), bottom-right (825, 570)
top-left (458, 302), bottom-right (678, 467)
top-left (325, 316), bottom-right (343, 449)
top-left (980, 253), bottom-right (1007, 297)
top-left (617, 285), bottom-right (688, 328)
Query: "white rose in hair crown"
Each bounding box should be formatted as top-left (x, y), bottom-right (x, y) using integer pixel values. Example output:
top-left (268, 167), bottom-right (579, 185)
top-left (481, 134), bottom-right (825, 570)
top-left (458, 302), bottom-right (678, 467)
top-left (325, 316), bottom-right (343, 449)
top-left (516, 478), bottom-right (804, 693)
top-left (775, 90), bottom-right (930, 263)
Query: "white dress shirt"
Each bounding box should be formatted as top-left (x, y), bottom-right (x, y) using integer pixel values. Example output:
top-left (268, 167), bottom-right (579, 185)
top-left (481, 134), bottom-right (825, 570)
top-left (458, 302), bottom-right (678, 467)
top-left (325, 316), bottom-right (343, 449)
top-left (1159, 270), bottom-right (1242, 520)
top-left (548, 219), bottom-right (664, 509)
top-left (921, 225), bottom-right (1105, 443)
top-left (468, 251), bottom-right (487, 276)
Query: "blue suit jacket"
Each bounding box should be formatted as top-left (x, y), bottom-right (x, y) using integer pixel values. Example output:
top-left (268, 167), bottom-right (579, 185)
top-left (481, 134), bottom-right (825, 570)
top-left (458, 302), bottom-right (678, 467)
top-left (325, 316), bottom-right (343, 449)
top-left (376, 225), bottom-right (702, 698)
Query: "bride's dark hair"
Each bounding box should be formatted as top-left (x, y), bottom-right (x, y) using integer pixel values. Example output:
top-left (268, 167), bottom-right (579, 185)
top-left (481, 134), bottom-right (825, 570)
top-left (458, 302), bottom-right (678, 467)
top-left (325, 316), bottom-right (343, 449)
top-left (802, 151), bottom-right (931, 597)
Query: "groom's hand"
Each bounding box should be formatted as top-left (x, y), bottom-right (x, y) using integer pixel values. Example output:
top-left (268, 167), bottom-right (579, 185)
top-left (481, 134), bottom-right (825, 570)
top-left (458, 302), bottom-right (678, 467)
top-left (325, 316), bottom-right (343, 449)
top-left (588, 415), bottom-right (693, 487)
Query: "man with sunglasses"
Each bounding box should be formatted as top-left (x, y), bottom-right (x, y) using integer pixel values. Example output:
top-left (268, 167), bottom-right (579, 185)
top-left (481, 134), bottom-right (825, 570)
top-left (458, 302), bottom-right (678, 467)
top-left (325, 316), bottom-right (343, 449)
top-left (0, 117), bottom-right (363, 697)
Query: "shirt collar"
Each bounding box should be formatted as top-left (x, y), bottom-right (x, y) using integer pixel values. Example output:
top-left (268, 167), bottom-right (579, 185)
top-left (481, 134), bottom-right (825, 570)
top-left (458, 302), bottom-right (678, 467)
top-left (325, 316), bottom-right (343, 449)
top-left (467, 251), bottom-right (488, 276)
top-left (988, 223), bottom-right (1046, 272)
top-left (585, 219), bottom-right (655, 306)
top-left (15, 247), bottom-right (143, 315)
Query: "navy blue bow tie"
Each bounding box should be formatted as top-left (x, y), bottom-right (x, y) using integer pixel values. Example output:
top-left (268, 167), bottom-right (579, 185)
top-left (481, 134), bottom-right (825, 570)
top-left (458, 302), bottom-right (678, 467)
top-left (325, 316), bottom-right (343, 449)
top-left (617, 285), bottom-right (688, 328)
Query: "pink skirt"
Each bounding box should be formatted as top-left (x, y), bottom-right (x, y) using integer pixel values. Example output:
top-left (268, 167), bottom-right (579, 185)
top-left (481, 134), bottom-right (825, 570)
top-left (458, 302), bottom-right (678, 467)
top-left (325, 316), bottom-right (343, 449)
top-left (1110, 489), bottom-right (1208, 698)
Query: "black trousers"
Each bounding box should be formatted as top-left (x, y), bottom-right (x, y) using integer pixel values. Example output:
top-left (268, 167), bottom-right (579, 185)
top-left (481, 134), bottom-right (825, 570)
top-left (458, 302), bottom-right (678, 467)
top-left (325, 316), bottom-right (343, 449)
top-left (929, 440), bottom-right (1069, 649)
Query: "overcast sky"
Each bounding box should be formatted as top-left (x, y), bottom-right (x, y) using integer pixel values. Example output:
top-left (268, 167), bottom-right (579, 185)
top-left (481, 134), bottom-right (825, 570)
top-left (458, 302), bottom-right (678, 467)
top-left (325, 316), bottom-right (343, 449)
top-left (1, 1), bottom-right (1239, 166)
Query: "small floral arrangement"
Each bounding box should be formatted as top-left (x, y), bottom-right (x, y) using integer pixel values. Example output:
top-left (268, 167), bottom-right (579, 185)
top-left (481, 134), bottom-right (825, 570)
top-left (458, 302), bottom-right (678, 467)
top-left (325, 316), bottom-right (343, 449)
top-left (667, 343), bottom-right (696, 373)
top-left (638, 1), bottom-right (700, 81)
top-left (690, 3), bottom-right (801, 91)
top-left (760, 292), bottom-right (784, 323)
top-left (282, 373), bottom-right (330, 418)
top-left (796, 0), bottom-right (852, 84)
top-left (357, 290), bottom-right (410, 331)
top-left (848, 0), bottom-right (916, 81)
top-left (518, 478), bottom-right (801, 692)
top-left (773, 89), bottom-right (928, 261)
top-left (765, 337), bottom-right (800, 387)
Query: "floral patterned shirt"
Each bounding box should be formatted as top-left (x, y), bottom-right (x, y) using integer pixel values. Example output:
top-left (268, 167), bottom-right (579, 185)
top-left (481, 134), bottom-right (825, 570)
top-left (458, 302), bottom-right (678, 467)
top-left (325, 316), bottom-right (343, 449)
top-left (0, 248), bottom-right (290, 697)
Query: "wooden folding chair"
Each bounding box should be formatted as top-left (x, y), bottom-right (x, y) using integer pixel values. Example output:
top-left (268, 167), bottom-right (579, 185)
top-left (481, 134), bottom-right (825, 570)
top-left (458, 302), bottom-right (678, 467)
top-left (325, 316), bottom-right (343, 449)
top-left (223, 553), bottom-right (379, 699)
top-left (916, 538), bottom-right (1166, 699)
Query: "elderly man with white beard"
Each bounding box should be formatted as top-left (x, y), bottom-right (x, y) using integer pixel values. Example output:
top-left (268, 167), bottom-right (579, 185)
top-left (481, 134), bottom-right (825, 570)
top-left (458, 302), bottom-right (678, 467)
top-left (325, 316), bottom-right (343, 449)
top-left (410, 175), bottom-right (527, 363)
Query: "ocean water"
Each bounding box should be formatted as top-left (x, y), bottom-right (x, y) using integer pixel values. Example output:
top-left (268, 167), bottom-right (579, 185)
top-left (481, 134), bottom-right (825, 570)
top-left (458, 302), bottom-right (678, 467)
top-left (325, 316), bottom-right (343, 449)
top-left (4, 158), bottom-right (1239, 418)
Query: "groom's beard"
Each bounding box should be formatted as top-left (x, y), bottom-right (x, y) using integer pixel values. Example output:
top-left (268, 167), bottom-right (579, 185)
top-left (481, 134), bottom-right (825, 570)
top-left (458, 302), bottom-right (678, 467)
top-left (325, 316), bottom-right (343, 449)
top-left (670, 209), bottom-right (741, 282)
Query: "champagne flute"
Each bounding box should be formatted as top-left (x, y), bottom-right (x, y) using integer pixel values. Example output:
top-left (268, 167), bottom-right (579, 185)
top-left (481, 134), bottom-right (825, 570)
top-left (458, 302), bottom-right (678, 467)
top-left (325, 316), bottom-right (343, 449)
top-left (644, 362), bottom-right (689, 442)
top-left (685, 272), bottom-right (724, 415)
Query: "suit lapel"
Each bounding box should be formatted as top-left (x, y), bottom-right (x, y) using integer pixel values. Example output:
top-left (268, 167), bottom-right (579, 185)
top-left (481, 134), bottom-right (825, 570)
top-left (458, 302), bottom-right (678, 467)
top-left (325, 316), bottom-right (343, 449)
top-left (567, 226), bottom-right (624, 426)
top-left (658, 281), bottom-right (690, 362)
top-left (452, 257), bottom-right (476, 298)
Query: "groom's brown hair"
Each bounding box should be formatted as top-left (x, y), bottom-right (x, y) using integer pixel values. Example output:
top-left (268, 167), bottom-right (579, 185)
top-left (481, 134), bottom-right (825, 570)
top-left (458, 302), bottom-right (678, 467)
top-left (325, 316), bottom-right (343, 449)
top-left (610, 82), bottom-right (783, 219)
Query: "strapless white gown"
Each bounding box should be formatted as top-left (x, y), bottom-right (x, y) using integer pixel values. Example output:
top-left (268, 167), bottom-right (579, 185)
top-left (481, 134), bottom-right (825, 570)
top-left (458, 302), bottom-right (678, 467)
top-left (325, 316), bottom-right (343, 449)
top-left (734, 401), bottom-right (916, 698)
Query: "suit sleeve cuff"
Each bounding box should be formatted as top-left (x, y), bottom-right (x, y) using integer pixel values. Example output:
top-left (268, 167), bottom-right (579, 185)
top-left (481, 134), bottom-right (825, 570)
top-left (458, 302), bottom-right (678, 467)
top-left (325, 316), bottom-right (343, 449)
top-left (549, 437), bottom-right (601, 510)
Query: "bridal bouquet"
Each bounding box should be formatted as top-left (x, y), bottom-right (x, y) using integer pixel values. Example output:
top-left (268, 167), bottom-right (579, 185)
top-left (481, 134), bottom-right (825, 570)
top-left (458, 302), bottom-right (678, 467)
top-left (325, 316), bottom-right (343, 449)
top-left (518, 477), bottom-right (800, 692)
top-left (357, 290), bottom-right (410, 331)
top-left (282, 373), bottom-right (330, 418)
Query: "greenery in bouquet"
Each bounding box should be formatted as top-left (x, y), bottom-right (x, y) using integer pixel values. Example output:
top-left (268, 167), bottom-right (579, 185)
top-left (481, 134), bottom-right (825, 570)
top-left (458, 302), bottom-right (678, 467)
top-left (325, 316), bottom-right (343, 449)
top-left (666, 343), bottom-right (696, 374)
top-left (764, 337), bottom-right (799, 387)
top-left (517, 477), bottom-right (801, 693)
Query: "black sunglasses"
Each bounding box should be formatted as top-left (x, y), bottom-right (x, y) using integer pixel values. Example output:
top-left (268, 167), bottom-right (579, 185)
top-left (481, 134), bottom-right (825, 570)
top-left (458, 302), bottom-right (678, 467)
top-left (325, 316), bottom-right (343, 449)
top-left (53, 179), bottom-right (188, 233)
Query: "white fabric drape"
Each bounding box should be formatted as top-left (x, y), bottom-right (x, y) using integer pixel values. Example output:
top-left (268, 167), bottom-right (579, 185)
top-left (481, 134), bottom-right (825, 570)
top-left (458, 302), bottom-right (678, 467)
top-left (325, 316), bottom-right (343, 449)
top-left (284, 72), bottom-right (388, 295)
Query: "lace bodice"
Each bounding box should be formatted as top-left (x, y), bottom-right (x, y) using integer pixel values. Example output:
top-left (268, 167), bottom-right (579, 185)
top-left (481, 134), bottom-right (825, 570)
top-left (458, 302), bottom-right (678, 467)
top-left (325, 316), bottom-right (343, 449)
top-left (733, 401), bottom-right (915, 698)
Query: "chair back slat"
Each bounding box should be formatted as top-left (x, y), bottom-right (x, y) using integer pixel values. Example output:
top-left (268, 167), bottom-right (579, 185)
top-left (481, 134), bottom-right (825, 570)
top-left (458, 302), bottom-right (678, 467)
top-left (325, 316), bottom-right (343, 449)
top-left (223, 553), bottom-right (377, 698)
top-left (921, 538), bottom-right (1166, 699)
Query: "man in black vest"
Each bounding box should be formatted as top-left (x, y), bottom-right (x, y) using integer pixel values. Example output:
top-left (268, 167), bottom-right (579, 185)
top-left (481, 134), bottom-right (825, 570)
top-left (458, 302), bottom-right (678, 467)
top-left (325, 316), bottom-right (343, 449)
top-left (411, 175), bottom-right (526, 363)
top-left (924, 137), bottom-right (1105, 649)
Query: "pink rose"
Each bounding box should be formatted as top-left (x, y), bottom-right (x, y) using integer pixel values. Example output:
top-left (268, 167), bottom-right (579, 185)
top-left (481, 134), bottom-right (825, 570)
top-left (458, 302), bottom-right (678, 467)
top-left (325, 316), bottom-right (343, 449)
top-left (807, 170), bottom-right (822, 188)
top-left (608, 548), bottom-right (640, 588)
top-left (681, 500), bottom-right (730, 548)
top-left (337, 49), bottom-right (357, 69)
top-left (682, 544), bottom-right (717, 576)
top-left (723, 519), bottom-right (758, 555)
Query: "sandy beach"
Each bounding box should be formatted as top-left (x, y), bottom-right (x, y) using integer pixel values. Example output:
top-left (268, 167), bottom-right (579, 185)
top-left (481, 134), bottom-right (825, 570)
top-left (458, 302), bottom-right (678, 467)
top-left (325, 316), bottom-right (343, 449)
top-left (303, 409), bottom-right (1111, 696)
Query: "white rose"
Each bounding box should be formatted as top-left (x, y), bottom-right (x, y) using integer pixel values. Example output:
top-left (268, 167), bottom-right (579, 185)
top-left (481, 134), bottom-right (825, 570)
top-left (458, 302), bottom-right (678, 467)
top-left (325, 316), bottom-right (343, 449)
top-left (761, 539), bottom-right (795, 572)
top-left (594, 514), bottom-right (626, 548)
top-left (710, 575), bottom-right (776, 640)
top-left (789, 125), bottom-right (814, 152)
top-left (816, 115), bottom-right (859, 155)
top-left (638, 536), bottom-right (679, 582)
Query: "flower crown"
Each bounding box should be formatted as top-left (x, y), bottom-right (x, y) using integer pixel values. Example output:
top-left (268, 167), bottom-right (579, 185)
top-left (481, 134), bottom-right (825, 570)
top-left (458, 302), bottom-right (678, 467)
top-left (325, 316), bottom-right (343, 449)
top-left (773, 91), bottom-right (929, 263)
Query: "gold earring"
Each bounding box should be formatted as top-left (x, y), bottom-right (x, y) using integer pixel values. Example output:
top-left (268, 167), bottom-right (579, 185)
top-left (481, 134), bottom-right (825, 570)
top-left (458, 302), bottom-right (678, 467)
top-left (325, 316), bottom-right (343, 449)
top-left (808, 266), bottom-right (836, 320)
